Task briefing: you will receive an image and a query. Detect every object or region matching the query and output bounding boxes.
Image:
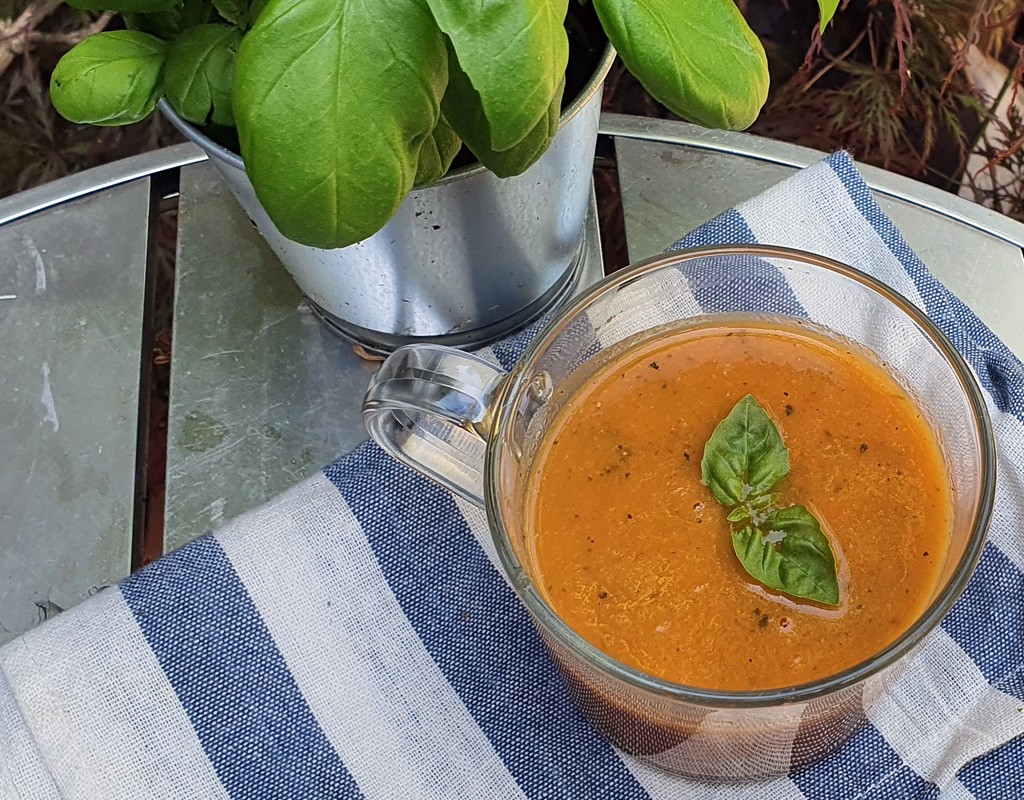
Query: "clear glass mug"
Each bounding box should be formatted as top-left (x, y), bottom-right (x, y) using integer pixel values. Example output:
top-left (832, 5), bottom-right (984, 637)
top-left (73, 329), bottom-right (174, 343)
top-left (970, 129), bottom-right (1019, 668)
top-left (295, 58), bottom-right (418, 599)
top-left (361, 245), bottom-right (996, 778)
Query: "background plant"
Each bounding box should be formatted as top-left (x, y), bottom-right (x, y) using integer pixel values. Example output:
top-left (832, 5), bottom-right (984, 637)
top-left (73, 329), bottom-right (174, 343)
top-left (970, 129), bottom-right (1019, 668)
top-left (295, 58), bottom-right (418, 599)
top-left (0, 0), bottom-right (179, 193)
top-left (747, 0), bottom-right (1024, 213)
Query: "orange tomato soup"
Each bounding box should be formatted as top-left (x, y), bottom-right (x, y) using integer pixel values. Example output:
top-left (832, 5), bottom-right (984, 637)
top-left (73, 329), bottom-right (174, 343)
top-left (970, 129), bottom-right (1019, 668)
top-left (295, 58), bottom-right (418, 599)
top-left (528, 318), bottom-right (952, 691)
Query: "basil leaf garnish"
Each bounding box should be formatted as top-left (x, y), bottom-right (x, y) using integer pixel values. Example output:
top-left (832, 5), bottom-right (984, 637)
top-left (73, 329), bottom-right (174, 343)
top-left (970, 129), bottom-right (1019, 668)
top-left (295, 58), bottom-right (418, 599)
top-left (731, 506), bottom-right (840, 606)
top-left (727, 506), bottom-right (751, 523)
top-left (700, 394), bottom-right (840, 606)
top-left (701, 394), bottom-right (789, 507)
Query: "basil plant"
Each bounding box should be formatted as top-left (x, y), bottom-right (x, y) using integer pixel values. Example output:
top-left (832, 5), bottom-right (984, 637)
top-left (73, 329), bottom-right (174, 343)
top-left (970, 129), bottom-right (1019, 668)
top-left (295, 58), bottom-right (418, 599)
top-left (50, 0), bottom-right (838, 249)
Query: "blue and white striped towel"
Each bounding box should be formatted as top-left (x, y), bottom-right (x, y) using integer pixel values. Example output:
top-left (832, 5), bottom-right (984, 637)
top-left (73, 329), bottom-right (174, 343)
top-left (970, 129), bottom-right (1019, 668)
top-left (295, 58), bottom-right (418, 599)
top-left (2, 151), bottom-right (1023, 799)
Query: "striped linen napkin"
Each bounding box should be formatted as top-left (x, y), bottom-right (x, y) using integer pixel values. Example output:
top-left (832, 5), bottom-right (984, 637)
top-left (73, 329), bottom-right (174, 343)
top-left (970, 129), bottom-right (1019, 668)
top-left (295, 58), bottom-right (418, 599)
top-left (2, 151), bottom-right (1023, 799)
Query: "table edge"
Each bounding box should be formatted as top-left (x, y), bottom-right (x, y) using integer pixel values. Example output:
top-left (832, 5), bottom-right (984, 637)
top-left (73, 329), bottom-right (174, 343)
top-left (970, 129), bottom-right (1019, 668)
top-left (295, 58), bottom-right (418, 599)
top-left (600, 113), bottom-right (1024, 250)
top-left (0, 143), bottom-right (208, 226)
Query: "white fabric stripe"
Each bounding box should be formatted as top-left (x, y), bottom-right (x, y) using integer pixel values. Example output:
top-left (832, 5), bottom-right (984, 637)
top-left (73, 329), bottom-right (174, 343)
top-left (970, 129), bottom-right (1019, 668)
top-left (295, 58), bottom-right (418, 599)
top-left (216, 474), bottom-right (527, 800)
top-left (930, 684), bottom-right (1024, 784)
top-left (0, 588), bottom-right (228, 800)
top-left (738, 162), bottom-right (927, 311)
top-left (938, 778), bottom-right (977, 799)
top-left (591, 270), bottom-right (703, 352)
top-left (867, 627), bottom-right (1024, 788)
top-left (0, 667), bottom-right (61, 800)
top-left (620, 754), bottom-right (805, 800)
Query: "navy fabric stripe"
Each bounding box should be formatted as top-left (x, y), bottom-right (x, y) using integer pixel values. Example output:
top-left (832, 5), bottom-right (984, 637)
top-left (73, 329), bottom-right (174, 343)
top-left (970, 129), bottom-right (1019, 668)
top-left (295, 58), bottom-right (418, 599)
top-left (959, 733), bottom-right (1024, 800)
top-left (670, 209), bottom-right (807, 317)
top-left (325, 444), bottom-right (650, 800)
top-left (120, 536), bottom-right (363, 800)
top-left (941, 542), bottom-right (1024, 695)
top-left (828, 153), bottom-right (1024, 421)
top-left (792, 722), bottom-right (934, 799)
top-left (670, 207), bottom-right (762, 250)
top-left (492, 331), bottom-right (532, 372)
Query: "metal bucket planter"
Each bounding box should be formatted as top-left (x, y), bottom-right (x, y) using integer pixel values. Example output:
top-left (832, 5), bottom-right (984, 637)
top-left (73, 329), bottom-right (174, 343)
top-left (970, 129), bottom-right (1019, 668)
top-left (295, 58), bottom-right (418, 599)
top-left (162, 46), bottom-right (614, 352)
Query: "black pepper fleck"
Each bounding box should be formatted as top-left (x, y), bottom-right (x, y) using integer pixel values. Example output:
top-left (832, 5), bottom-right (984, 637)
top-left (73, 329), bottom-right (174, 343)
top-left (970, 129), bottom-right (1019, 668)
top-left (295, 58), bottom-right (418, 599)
top-left (785, 404), bottom-right (794, 416)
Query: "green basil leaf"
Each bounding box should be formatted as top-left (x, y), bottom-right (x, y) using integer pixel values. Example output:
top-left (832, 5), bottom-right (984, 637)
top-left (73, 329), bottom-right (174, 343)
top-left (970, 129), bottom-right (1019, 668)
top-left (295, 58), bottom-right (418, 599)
top-left (65, 0), bottom-right (178, 12)
top-left (701, 394), bottom-right (789, 507)
top-left (472, 75), bottom-right (560, 177)
top-left (126, 0), bottom-right (214, 40)
top-left (414, 113), bottom-right (461, 186)
top-left (732, 506), bottom-right (840, 605)
top-left (212, 0), bottom-right (248, 26)
top-left (442, 43), bottom-right (563, 178)
top-left (818, 0), bottom-right (840, 32)
top-left (50, 31), bottom-right (166, 126)
top-left (424, 0), bottom-right (568, 152)
top-left (247, 0), bottom-right (272, 24)
top-left (164, 24), bottom-right (241, 127)
top-left (751, 492), bottom-right (780, 509)
top-left (234, 0), bottom-right (448, 248)
top-left (591, 0), bottom-right (768, 130)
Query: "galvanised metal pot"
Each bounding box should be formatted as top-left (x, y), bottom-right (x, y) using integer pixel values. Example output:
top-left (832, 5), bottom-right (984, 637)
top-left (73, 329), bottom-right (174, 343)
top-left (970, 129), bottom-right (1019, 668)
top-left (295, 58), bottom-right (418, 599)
top-left (161, 45), bottom-right (614, 352)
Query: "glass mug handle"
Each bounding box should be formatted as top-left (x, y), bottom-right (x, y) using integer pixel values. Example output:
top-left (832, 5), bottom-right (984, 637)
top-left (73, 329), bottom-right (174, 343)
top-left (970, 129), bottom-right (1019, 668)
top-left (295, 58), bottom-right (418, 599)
top-left (362, 344), bottom-right (508, 506)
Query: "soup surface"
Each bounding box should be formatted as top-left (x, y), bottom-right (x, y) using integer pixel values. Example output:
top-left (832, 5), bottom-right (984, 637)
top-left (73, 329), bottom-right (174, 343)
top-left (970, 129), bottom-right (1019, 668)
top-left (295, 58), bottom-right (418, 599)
top-left (528, 318), bottom-right (952, 691)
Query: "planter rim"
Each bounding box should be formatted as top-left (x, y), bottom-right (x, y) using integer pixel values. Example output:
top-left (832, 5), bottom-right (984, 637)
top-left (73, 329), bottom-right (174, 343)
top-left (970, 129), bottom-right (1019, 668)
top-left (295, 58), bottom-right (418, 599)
top-left (159, 43), bottom-right (616, 186)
